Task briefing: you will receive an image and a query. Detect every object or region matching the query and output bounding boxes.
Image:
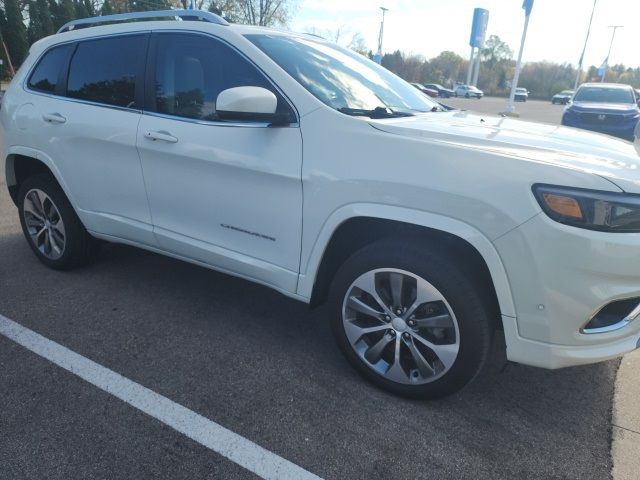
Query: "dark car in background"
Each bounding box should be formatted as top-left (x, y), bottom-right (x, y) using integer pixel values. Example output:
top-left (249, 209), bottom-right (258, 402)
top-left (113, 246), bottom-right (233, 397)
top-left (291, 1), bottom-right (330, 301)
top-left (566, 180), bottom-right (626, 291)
top-left (552, 89), bottom-right (574, 105)
top-left (423, 83), bottom-right (454, 98)
top-left (561, 83), bottom-right (640, 142)
top-left (411, 83), bottom-right (438, 98)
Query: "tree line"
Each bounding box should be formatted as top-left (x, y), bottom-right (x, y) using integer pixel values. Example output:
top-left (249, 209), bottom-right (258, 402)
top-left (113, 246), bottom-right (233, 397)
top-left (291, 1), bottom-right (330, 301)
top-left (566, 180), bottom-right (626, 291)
top-left (380, 35), bottom-right (640, 100)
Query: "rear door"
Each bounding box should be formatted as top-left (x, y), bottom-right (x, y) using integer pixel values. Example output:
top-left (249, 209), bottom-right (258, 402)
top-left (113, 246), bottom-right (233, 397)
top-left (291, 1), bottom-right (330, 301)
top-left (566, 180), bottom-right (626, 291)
top-left (25, 33), bottom-right (154, 244)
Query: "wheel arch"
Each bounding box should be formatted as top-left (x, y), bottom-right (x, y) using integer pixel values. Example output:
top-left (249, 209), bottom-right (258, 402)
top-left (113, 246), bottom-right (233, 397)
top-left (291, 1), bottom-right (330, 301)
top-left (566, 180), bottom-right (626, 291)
top-left (299, 204), bottom-right (516, 321)
top-left (5, 147), bottom-right (72, 207)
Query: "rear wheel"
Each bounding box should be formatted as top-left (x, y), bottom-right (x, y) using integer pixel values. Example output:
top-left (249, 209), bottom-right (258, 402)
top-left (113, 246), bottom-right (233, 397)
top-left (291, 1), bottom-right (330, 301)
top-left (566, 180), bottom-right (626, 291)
top-left (329, 239), bottom-right (493, 399)
top-left (465, 93), bottom-right (470, 98)
top-left (18, 173), bottom-right (98, 269)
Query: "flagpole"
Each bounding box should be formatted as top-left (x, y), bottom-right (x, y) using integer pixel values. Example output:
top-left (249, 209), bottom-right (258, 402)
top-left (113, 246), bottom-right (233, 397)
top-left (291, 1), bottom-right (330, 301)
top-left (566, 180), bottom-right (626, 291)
top-left (573, 0), bottom-right (597, 92)
top-left (601, 25), bottom-right (623, 83)
top-left (505, 1), bottom-right (533, 115)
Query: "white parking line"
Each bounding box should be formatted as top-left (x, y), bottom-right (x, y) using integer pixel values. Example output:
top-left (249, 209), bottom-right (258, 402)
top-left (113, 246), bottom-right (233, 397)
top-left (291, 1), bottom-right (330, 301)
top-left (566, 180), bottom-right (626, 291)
top-left (0, 314), bottom-right (322, 480)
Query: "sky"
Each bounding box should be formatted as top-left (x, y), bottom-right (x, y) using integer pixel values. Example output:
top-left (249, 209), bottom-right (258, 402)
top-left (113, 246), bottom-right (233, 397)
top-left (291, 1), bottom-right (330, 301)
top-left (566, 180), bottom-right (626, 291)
top-left (291, 0), bottom-right (639, 69)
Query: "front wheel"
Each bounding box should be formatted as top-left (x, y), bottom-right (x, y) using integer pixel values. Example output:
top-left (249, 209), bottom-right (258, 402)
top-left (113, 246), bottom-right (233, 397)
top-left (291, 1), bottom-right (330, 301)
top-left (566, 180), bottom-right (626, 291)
top-left (329, 239), bottom-right (493, 399)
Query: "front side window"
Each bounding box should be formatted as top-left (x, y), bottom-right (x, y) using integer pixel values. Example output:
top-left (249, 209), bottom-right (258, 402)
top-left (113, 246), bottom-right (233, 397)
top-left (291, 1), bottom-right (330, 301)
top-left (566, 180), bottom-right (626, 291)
top-left (246, 34), bottom-right (440, 115)
top-left (67, 35), bottom-right (147, 108)
top-left (151, 33), bottom-right (290, 121)
top-left (27, 44), bottom-right (74, 93)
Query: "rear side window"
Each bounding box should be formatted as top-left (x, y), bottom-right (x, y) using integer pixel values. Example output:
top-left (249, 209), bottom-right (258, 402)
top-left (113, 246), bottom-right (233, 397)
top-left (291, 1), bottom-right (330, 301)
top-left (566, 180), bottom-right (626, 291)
top-left (27, 44), bottom-right (73, 93)
top-left (67, 35), bottom-right (147, 108)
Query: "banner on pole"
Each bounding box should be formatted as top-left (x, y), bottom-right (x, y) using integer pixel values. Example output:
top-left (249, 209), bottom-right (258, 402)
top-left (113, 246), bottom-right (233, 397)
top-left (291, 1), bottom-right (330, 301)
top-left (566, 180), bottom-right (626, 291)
top-left (469, 8), bottom-right (489, 48)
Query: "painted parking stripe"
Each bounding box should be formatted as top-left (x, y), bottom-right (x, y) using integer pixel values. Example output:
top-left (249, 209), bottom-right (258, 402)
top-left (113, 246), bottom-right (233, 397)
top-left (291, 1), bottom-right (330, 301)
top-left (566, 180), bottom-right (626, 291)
top-left (0, 314), bottom-right (322, 480)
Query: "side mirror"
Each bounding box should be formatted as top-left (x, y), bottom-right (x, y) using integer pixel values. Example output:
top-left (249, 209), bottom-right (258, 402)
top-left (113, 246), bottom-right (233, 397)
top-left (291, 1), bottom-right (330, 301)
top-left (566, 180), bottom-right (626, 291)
top-left (216, 86), bottom-right (289, 124)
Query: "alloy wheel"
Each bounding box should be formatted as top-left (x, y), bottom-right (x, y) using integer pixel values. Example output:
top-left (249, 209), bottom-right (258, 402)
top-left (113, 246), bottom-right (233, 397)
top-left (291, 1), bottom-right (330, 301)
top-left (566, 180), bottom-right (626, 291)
top-left (341, 268), bottom-right (460, 385)
top-left (23, 188), bottom-right (66, 260)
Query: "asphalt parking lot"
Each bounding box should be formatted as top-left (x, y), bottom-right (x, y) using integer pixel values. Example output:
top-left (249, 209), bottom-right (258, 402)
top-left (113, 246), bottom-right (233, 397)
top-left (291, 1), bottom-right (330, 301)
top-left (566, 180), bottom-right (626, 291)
top-left (0, 100), bottom-right (622, 480)
top-left (444, 95), bottom-right (565, 124)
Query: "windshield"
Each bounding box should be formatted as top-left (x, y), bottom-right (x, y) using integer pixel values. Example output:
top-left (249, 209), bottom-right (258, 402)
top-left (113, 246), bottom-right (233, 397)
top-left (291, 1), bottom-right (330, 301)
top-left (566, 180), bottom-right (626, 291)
top-left (516, 88), bottom-right (527, 93)
top-left (561, 90), bottom-right (573, 95)
top-left (246, 34), bottom-right (440, 114)
top-left (573, 86), bottom-right (635, 104)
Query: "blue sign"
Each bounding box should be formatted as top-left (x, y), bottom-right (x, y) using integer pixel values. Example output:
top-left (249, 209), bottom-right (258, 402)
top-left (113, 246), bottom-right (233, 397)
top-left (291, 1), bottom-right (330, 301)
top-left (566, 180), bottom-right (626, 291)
top-left (523, 0), bottom-right (534, 16)
top-left (469, 8), bottom-right (489, 48)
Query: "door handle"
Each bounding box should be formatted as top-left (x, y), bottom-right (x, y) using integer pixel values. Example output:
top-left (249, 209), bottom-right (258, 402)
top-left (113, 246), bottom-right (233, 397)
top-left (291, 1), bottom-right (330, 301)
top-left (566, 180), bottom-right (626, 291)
top-left (42, 113), bottom-right (66, 124)
top-left (144, 130), bottom-right (178, 143)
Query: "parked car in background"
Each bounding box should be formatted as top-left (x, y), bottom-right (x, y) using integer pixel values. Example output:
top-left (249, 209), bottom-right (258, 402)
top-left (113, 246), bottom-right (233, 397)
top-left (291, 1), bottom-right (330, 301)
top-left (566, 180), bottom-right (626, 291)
top-left (552, 90), bottom-right (574, 105)
top-left (561, 83), bottom-right (639, 142)
top-left (514, 87), bottom-right (529, 102)
top-left (423, 83), bottom-right (454, 98)
top-left (411, 83), bottom-right (438, 98)
top-left (454, 85), bottom-right (483, 98)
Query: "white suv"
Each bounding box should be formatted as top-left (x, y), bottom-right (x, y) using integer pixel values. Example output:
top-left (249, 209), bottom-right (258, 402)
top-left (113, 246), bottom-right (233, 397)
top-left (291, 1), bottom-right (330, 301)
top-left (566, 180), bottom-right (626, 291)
top-left (3, 10), bottom-right (640, 399)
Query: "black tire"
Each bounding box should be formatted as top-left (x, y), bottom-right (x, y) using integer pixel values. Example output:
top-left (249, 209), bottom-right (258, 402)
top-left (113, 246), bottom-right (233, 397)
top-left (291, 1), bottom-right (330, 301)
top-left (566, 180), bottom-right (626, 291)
top-left (465, 93), bottom-right (470, 98)
top-left (18, 173), bottom-right (98, 270)
top-left (328, 238), bottom-right (493, 400)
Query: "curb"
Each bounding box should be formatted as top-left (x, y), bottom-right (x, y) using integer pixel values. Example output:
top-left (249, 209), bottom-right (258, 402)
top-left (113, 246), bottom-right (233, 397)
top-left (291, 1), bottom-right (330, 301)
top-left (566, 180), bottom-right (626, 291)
top-left (612, 350), bottom-right (640, 480)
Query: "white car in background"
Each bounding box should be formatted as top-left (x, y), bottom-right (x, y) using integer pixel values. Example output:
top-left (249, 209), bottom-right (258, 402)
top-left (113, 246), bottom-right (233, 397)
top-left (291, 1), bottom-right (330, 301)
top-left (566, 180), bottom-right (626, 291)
top-left (2, 10), bottom-right (640, 400)
top-left (454, 84), bottom-right (484, 98)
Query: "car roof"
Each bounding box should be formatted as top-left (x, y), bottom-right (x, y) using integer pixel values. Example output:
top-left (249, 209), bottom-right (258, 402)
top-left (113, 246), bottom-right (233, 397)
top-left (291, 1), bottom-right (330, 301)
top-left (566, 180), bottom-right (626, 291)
top-left (579, 82), bottom-right (632, 90)
top-left (29, 16), bottom-right (320, 54)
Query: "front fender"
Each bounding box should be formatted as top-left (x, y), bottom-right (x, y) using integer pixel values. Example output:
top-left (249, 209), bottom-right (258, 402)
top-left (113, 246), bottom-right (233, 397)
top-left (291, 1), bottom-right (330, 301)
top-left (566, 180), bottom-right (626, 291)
top-left (297, 203), bottom-right (516, 318)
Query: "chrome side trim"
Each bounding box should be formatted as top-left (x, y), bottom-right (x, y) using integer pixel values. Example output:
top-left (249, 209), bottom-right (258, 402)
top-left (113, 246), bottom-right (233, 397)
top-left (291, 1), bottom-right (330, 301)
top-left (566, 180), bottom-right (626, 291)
top-left (58, 9), bottom-right (228, 34)
top-left (141, 110), bottom-right (299, 129)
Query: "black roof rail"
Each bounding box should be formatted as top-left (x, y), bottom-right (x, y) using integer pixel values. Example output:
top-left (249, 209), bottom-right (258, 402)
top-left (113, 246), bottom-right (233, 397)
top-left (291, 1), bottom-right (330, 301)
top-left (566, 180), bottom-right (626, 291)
top-left (57, 9), bottom-right (229, 34)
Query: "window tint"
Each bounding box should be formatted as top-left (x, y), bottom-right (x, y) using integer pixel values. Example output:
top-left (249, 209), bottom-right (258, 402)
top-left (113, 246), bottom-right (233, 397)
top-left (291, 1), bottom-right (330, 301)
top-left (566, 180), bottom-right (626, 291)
top-left (67, 35), bottom-right (146, 108)
top-left (28, 44), bottom-right (73, 93)
top-left (152, 33), bottom-right (289, 121)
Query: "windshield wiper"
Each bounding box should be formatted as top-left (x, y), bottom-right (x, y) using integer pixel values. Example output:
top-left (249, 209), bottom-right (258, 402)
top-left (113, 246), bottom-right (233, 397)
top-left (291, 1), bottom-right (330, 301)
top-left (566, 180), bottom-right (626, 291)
top-left (338, 106), bottom-right (414, 119)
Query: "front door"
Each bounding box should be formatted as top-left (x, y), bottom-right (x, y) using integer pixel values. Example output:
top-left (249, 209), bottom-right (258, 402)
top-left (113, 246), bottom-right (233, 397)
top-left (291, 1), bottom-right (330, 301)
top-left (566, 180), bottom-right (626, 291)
top-left (136, 32), bottom-right (303, 293)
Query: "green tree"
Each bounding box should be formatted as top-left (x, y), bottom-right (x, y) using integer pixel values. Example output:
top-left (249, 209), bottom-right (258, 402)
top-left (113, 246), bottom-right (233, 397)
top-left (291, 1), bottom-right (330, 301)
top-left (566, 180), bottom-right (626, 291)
top-left (54, 0), bottom-right (76, 30)
top-left (28, 0), bottom-right (55, 44)
top-left (481, 35), bottom-right (513, 66)
top-left (0, 9), bottom-right (10, 78)
top-left (129, 0), bottom-right (169, 12)
top-left (3, 0), bottom-right (28, 66)
top-left (100, 0), bottom-right (113, 14)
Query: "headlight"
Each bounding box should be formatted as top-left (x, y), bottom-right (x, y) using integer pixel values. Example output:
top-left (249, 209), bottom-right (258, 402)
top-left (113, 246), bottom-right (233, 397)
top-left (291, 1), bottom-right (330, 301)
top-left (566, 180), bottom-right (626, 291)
top-left (533, 184), bottom-right (640, 232)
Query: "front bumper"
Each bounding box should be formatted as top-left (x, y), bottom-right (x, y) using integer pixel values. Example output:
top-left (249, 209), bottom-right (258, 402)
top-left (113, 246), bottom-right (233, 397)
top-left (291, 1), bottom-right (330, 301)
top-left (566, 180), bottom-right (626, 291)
top-left (494, 213), bottom-right (640, 368)
top-left (502, 315), bottom-right (640, 369)
top-left (562, 114), bottom-right (637, 140)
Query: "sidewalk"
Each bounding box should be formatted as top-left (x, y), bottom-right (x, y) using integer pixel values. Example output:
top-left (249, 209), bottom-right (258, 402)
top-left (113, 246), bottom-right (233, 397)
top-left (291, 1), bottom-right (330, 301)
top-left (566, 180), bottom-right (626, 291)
top-left (612, 349), bottom-right (640, 480)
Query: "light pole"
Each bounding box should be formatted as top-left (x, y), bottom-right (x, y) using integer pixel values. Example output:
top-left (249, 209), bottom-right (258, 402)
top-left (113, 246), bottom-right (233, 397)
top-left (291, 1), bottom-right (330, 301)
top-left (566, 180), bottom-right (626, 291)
top-left (375, 7), bottom-right (389, 64)
top-left (601, 25), bottom-right (623, 82)
top-left (573, 0), bottom-right (598, 91)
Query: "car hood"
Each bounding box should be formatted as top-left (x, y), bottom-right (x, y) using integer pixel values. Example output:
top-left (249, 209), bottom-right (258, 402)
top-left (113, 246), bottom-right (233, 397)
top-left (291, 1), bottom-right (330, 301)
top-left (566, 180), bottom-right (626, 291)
top-left (369, 110), bottom-right (640, 192)
top-left (569, 102), bottom-right (639, 114)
